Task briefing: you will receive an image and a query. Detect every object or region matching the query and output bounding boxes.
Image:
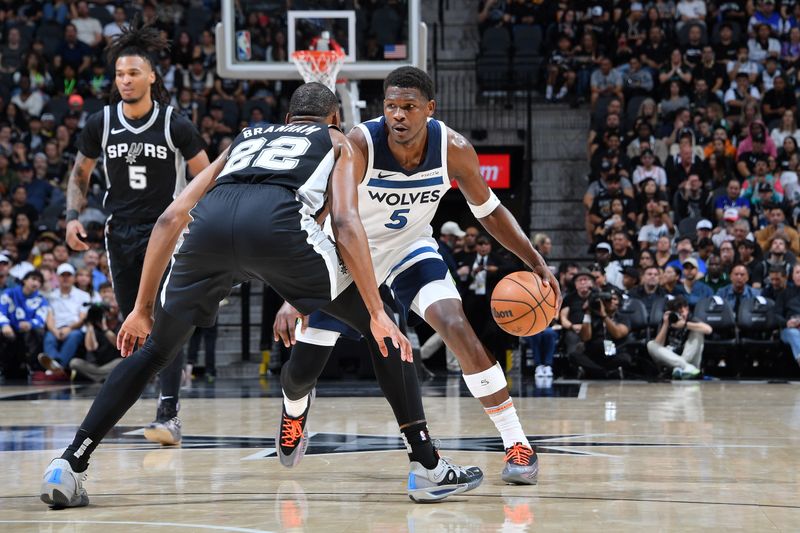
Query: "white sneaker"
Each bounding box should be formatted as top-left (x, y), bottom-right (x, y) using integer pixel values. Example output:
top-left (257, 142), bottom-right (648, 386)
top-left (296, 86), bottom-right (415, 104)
top-left (407, 457), bottom-right (483, 503)
top-left (144, 416), bottom-right (182, 445)
top-left (543, 365), bottom-right (553, 377)
top-left (534, 365), bottom-right (545, 378)
top-left (40, 458), bottom-right (89, 508)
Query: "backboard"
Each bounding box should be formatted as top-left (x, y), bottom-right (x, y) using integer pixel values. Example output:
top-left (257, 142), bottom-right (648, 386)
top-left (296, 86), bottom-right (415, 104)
top-left (216, 0), bottom-right (426, 81)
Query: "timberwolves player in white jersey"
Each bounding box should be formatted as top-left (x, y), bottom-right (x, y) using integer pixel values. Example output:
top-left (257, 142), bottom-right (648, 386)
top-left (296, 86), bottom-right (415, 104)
top-left (274, 67), bottom-right (561, 486)
top-left (62, 23), bottom-right (208, 445)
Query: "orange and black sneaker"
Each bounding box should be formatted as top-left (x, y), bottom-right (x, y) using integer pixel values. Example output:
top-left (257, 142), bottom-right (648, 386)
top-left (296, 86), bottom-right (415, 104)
top-left (277, 390), bottom-right (314, 468)
top-left (501, 443), bottom-right (538, 485)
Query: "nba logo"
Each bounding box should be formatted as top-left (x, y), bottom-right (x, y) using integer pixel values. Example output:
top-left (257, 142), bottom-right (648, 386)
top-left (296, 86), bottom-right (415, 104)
top-left (236, 31), bottom-right (251, 61)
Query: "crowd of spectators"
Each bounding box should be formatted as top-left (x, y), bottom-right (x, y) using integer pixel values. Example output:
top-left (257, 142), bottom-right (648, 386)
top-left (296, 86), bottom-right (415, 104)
top-left (474, 1), bottom-right (800, 381)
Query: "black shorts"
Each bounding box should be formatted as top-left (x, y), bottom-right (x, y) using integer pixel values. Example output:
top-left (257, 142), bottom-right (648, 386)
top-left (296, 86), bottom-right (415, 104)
top-left (105, 218), bottom-right (157, 317)
top-left (161, 183), bottom-right (339, 327)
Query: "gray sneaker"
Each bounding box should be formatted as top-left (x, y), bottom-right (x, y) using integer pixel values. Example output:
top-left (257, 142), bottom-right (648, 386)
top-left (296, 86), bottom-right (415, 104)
top-left (144, 417), bottom-right (182, 445)
top-left (277, 389), bottom-right (315, 468)
top-left (407, 457), bottom-right (484, 503)
top-left (40, 458), bottom-right (89, 508)
top-left (501, 443), bottom-right (538, 485)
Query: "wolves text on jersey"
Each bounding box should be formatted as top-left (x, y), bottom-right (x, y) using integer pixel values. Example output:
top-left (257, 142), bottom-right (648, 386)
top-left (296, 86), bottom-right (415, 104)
top-left (367, 189), bottom-right (442, 206)
top-left (107, 142), bottom-right (169, 162)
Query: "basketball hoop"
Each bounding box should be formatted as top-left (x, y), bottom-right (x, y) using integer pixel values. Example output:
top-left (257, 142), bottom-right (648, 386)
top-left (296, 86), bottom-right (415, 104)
top-left (291, 50), bottom-right (346, 92)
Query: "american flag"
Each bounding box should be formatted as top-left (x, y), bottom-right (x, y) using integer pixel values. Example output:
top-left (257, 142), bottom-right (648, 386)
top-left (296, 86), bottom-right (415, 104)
top-left (384, 44), bottom-right (407, 59)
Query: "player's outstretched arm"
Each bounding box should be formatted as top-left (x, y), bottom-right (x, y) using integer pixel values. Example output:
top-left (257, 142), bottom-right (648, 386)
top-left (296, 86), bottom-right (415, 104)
top-left (65, 152), bottom-right (98, 251)
top-left (117, 148), bottom-right (229, 356)
top-left (328, 129), bottom-right (412, 361)
top-left (448, 130), bottom-right (562, 307)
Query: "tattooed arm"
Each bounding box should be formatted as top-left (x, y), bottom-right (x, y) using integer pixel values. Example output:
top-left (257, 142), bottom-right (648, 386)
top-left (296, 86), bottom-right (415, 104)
top-left (65, 151), bottom-right (98, 251)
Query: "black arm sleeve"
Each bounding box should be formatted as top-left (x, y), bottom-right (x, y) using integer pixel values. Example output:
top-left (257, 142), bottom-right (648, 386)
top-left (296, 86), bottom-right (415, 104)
top-left (170, 111), bottom-right (206, 161)
top-left (75, 111), bottom-right (105, 159)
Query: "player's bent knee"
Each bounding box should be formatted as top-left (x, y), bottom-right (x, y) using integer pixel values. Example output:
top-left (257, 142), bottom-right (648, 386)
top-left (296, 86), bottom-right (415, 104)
top-left (462, 362), bottom-right (507, 398)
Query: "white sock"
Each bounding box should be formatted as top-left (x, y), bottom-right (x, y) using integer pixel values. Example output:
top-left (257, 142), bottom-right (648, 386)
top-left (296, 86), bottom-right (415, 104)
top-left (485, 398), bottom-right (530, 449)
top-left (545, 85), bottom-right (553, 99)
top-left (283, 391), bottom-right (309, 417)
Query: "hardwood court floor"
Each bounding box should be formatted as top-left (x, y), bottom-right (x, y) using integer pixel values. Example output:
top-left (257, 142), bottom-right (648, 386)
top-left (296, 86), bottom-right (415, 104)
top-left (0, 378), bottom-right (799, 532)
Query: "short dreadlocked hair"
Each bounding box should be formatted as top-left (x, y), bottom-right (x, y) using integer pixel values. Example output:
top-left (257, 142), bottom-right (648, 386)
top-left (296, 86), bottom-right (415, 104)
top-left (106, 17), bottom-right (171, 105)
top-left (383, 67), bottom-right (434, 101)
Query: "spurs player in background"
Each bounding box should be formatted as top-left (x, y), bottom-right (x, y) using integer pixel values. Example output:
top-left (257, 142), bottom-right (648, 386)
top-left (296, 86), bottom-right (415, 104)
top-left (274, 67), bottom-right (561, 485)
top-left (62, 22), bottom-right (209, 445)
top-left (40, 82), bottom-right (481, 508)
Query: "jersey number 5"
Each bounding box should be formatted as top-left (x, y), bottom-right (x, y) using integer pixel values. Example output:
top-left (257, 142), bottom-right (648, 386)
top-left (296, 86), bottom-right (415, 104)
top-left (128, 166), bottom-right (147, 190)
top-left (219, 136), bottom-right (312, 177)
top-left (385, 208), bottom-right (410, 229)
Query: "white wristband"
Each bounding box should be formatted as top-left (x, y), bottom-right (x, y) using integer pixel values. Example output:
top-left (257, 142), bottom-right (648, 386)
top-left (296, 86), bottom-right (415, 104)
top-left (468, 190), bottom-right (501, 218)
top-left (583, 314), bottom-right (591, 324)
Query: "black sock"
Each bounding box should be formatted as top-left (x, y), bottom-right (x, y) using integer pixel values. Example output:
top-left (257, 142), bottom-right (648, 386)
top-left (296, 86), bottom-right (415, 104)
top-left (402, 422), bottom-right (438, 469)
top-left (62, 429), bottom-right (93, 472)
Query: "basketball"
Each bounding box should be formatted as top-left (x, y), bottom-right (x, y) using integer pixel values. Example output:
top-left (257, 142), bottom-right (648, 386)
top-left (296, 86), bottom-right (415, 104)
top-left (491, 271), bottom-right (558, 336)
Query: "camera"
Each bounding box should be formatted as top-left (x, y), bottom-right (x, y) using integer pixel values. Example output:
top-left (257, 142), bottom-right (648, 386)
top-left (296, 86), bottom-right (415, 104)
top-left (84, 302), bottom-right (110, 326)
top-left (588, 289), bottom-right (613, 312)
top-left (668, 312), bottom-right (681, 324)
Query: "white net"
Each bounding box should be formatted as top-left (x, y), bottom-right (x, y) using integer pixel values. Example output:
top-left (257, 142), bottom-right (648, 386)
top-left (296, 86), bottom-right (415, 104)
top-left (291, 50), bottom-right (345, 91)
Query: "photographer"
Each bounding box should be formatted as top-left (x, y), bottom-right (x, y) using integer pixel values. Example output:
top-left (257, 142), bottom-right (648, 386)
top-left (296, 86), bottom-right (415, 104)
top-left (560, 268), bottom-right (595, 369)
top-left (572, 289), bottom-right (632, 378)
top-left (69, 298), bottom-right (122, 383)
top-left (647, 295), bottom-right (712, 379)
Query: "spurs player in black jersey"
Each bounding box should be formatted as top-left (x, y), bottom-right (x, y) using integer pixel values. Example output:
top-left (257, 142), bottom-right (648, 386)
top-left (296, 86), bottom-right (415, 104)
top-left (63, 23), bottom-right (208, 445)
top-left (40, 83), bottom-right (482, 508)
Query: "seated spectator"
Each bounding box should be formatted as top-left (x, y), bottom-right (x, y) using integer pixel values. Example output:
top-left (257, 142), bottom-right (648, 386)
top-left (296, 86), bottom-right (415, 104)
top-left (748, 0), bottom-right (783, 35)
top-left (623, 56), bottom-right (654, 102)
top-left (560, 266), bottom-right (594, 363)
top-left (622, 265), bottom-right (641, 293)
top-left (683, 257), bottom-right (714, 309)
top-left (590, 57), bottom-right (624, 110)
top-left (71, 1), bottom-right (103, 48)
top-left (715, 181), bottom-right (751, 223)
top-left (0, 270), bottom-right (49, 379)
top-left (647, 295), bottom-right (711, 379)
top-left (754, 233), bottom-right (798, 283)
top-left (588, 111), bottom-right (622, 160)
top-left (737, 239), bottom-right (761, 285)
top-left (665, 141), bottom-right (705, 195)
top-left (70, 297), bottom-right (123, 383)
top-left (634, 177), bottom-right (671, 224)
top-left (632, 149), bottom-right (667, 191)
top-left (17, 163), bottom-right (53, 215)
top-left (725, 73), bottom-right (761, 121)
top-left (668, 235), bottom-right (708, 274)
top-left (38, 263), bottom-right (89, 376)
top-left (719, 239), bottom-right (736, 271)
top-left (627, 120), bottom-right (670, 163)
top-left (727, 47), bottom-right (761, 86)
top-left (672, 172), bottom-right (714, 221)
top-left (716, 263), bottom-right (761, 312)
top-left (629, 265), bottom-right (668, 309)
top-left (778, 136), bottom-right (799, 168)
top-left (573, 289), bottom-right (632, 378)
top-left (690, 77), bottom-right (721, 110)
top-left (696, 218), bottom-right (714, 241)
top-left (760, 262), bottom-right (790, 299)
top-left (80, 249), bottom-right (108, 291)
top-left (715, 22), bottom-right (739, 64)
top-left (661, 265), bottom-right (688, 297)
top-left (659, 81), bottom-right (691, 118)
top-left (545, 34), bottom-right (577, 102)
top-left (0, 253), bottom-right (15, 290)
top-left (742, 158), bottom-right (785, 202)
top-left (738, 123), bottom-right (778, 174)
top-left (522, 327), bottom-right (559, 379)
top-left (782, 25), bottom-right (800, 73)
top-left (763, 76), bottom-right (797, 127)
top-left (692, 46), bottom-right (726, 99)
top-left (748, 23), bottom-right (781, 65)
top-left (659, 48), bottom-right (693, 95)
top-left (638, 248), bottom-right (656, 270)
top-left (676, 0), bottom-right (706, 30)
top-left (703, 254), bottom-right (731, 291)
top-left (681, 23), bottom-right (705, 68)
top-left (638, 200), bottom-right (673, 249)
top-left (57, 23), bottom-right (92, 74)
top-left (595, 197), bottom-right (638, 244)
top-left (756, 207), bottom-right (800, 254)
top-left (776, 263), bottom-right (800, 368)
top-left (584, 164), bottom-right (635, 241)
top-left (640, 26), bottom-right (669, 73)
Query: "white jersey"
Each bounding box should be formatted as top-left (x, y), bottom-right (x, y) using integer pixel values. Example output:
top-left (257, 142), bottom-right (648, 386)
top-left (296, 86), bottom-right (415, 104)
top-left (355, 116), bottom-right (451, 251)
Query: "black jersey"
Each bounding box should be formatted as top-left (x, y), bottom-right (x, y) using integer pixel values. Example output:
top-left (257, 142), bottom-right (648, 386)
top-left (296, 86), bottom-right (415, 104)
top-left (77, 101), bottom-right (205, 222)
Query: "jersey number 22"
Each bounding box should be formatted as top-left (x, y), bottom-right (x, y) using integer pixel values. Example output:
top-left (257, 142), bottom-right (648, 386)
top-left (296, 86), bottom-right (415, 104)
top-left (219, 136), bottom-right (312, 177)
